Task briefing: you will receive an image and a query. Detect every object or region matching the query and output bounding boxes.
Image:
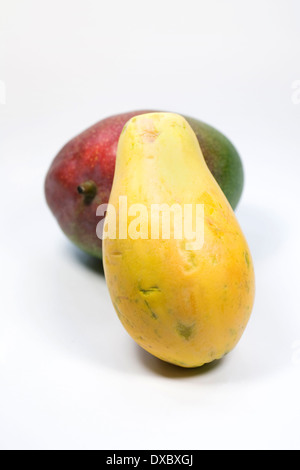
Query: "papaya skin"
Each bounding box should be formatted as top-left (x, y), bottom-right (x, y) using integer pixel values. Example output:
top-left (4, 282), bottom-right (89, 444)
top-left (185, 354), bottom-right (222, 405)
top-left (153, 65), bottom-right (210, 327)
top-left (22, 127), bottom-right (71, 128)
top-left (103, 113), bottom-right (254, 368)
top-left (45, 110), bottom-right (243, 259)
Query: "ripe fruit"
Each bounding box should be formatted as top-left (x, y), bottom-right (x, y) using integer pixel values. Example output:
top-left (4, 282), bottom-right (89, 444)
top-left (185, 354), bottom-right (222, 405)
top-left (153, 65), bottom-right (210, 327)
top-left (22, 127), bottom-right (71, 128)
top-left (103, 113), bottom-right (254, 368)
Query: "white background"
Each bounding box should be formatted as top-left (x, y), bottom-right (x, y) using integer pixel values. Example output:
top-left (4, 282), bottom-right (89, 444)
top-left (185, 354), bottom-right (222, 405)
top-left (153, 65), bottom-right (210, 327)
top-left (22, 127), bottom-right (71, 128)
top-left (1, 0), bottom-right (300, 450)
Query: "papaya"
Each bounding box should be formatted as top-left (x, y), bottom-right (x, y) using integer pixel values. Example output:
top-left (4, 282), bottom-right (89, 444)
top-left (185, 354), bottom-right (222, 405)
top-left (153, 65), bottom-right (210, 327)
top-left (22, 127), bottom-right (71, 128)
top-left (103, 113), bottom-right (254, 367)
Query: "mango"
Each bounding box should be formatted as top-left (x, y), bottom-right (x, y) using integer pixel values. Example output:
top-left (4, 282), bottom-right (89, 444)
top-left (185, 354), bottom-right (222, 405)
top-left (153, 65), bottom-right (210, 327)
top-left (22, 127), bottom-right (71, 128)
top-left (45, 111), bottom-right (243, 259)
top-left (103, 113), bottom-right (254, 368)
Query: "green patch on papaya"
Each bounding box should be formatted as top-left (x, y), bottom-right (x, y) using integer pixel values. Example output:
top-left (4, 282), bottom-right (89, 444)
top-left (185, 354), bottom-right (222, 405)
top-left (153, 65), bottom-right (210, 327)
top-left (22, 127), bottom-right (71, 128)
top-left (139, 286), bottom-right (161, 295)
top-left (176, 322), bottom-right (195, 341)
top-left (244, 251), bottom-right (250, 268)
top-left (144, 300), bottom-right (158, 320)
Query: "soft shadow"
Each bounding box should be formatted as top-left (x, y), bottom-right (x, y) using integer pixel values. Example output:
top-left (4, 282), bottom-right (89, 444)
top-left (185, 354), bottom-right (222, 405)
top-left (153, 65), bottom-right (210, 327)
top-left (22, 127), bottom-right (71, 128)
top-left (64, 243), bottom-right (104, 275)
top-left (49, 203), bottom-right (289, 381)
top-left (136, 345), bottom-right (225, 378)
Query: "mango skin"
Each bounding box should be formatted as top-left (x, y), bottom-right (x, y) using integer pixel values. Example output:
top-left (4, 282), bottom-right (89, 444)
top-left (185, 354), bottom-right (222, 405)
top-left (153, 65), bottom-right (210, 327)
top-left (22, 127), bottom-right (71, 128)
top-left (45, 111), bottom-right (243, 259)
top-left (103, 113), bottom-right (254, 368)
